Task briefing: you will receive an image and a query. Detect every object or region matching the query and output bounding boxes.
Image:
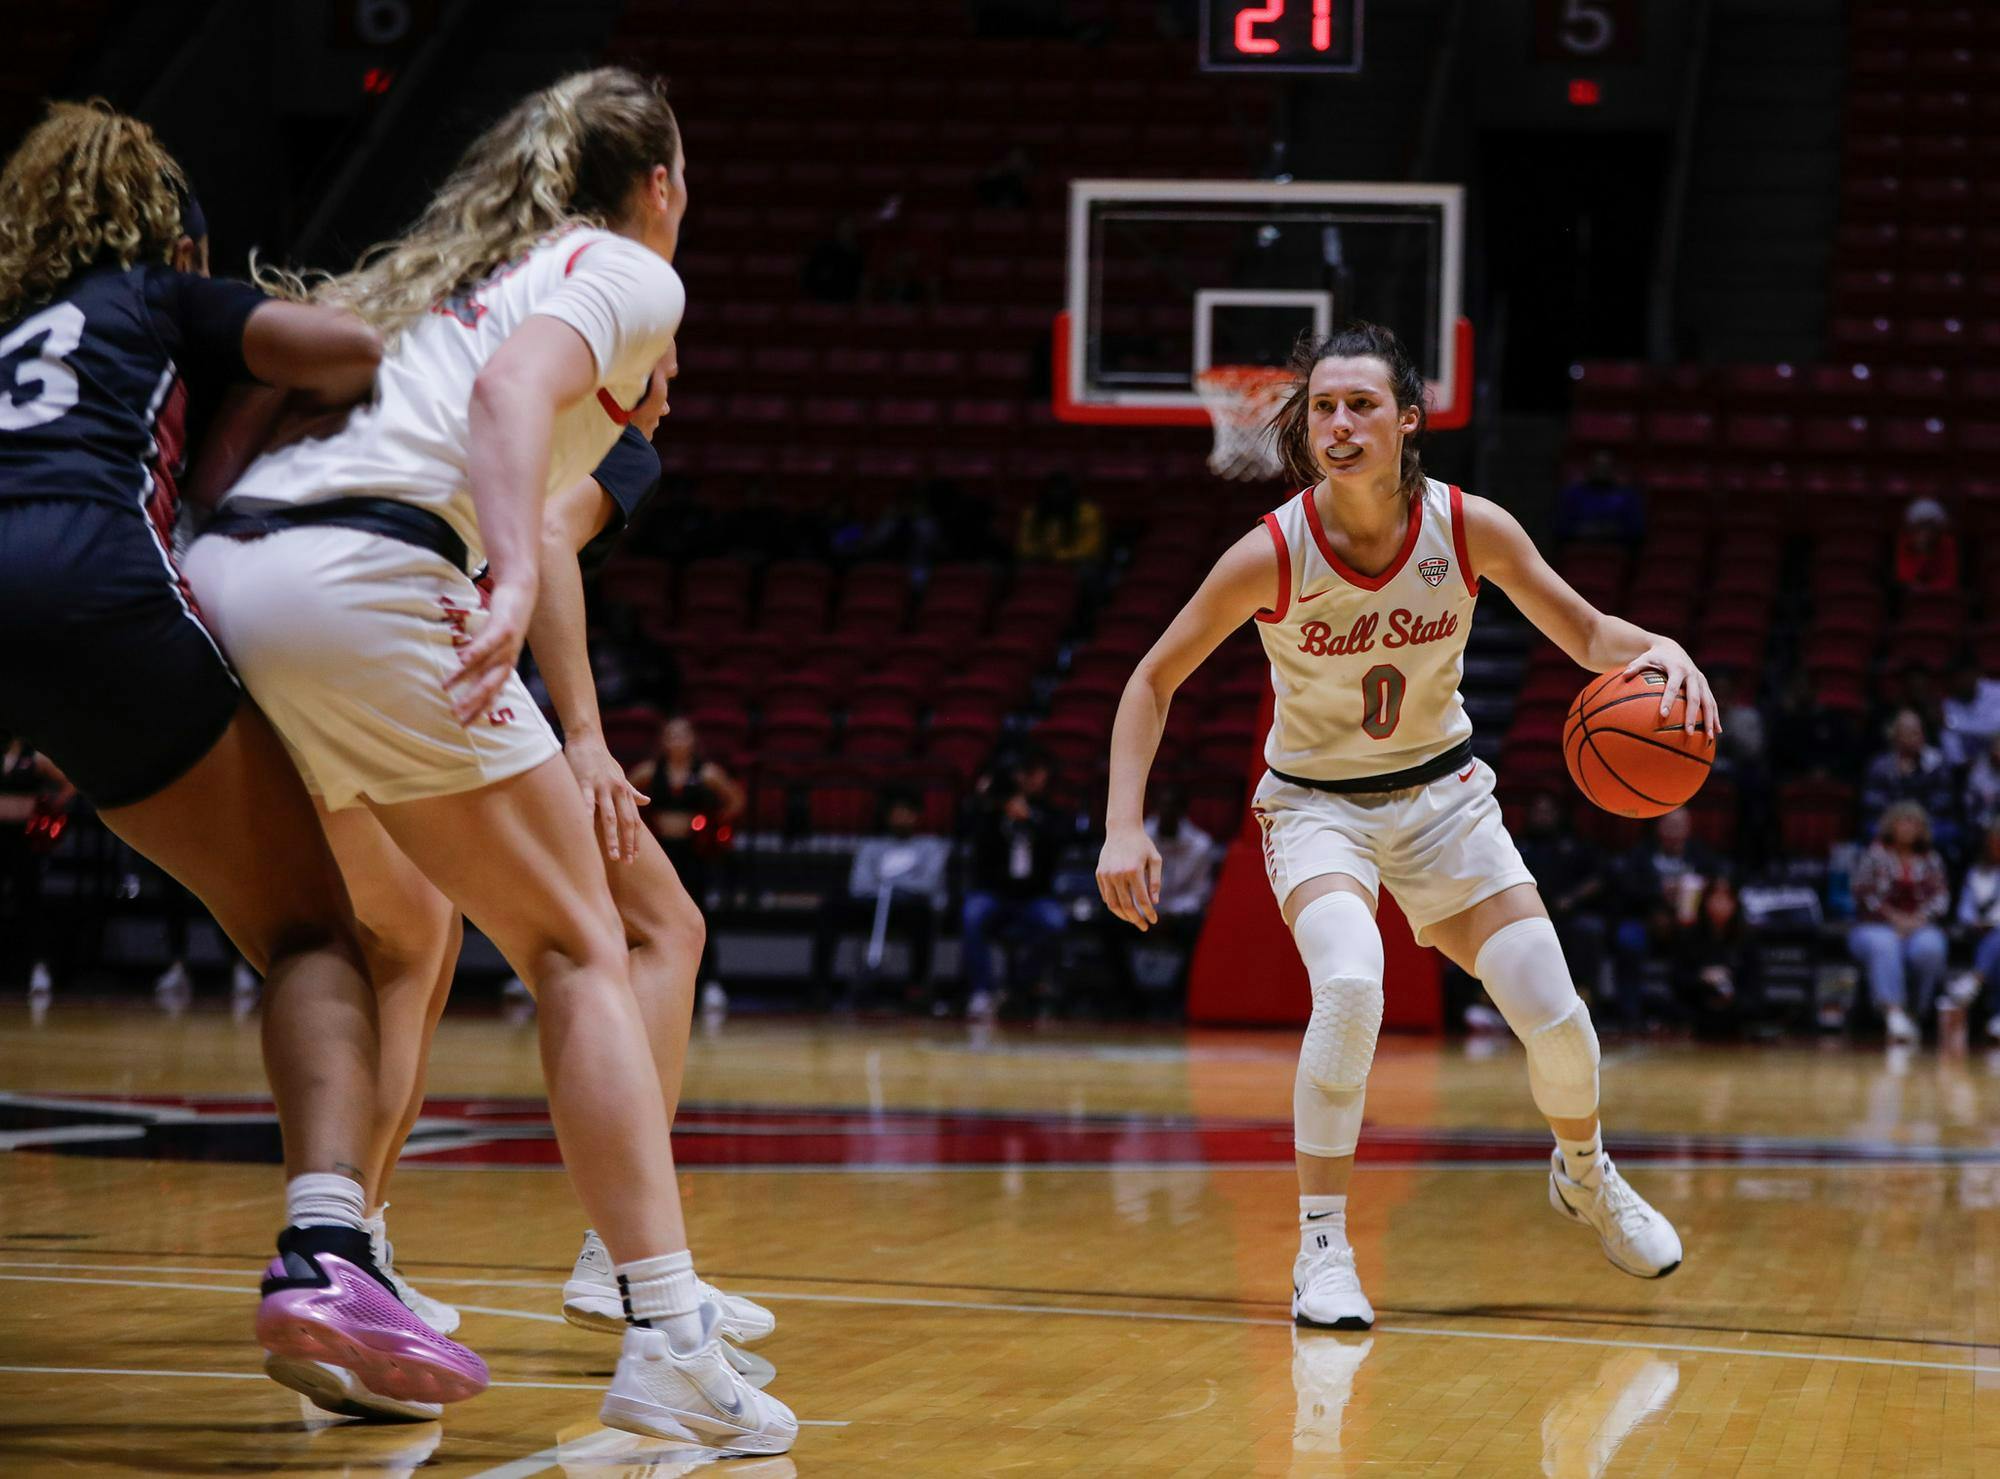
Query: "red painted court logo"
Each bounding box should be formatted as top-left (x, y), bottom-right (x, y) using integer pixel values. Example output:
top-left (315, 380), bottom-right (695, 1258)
top-left (1418, 557), bottom-right (1450, 588)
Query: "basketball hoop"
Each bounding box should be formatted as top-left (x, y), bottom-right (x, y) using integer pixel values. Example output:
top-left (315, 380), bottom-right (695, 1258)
top-left (1195, 365), bottom-right (1295, 481)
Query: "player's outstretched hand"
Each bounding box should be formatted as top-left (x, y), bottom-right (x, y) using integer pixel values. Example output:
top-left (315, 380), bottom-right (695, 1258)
top-left (446, 578), bottom-right (534, 726)
top-left (1097, 828), bottom-right (1163, 932)
top-left (1624, 639), bottom-right (1721, 737)
top-left (567, 733), bottom-right (649, 864)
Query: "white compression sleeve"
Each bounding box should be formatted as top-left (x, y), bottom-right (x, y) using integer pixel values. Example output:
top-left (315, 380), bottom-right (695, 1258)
top-left (1291, 891), bottom-right (1384, 1158)
top-left (1473, 916), bottom-right (1600, 1120)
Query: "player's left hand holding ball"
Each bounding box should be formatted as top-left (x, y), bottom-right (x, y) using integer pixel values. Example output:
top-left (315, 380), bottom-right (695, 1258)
top-left (1623, 637), bottom-right (1720, 736)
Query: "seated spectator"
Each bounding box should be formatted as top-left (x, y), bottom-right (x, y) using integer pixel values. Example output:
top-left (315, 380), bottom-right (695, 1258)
top-left (1609, 808), bottom-right (1718, 1029)
top-left (1860, 708), bottom-right (1960, 858)
top-left (1940, 658), bottom-right (2000, 769)
top-left (801, 216), bottom-right (866, 304)
top-left (1894, 497), bottom-right (1959, 593)
top-left (1555, 451), bottom-right (1645, 545)
top-left (960, 749), bottom-right (1072, 1018)
top-left (1016, 473), bottom-right (1104, 564)
top-left (813, 788), bottom-right (951, 1007)
top-left (631, 716), bottom-right (746, 991)
top-left (1709, 667), bottom-right (1771, 862)
top-left (1514, 792), bottom-right (1609, 999)
top-left (1847, 801), bottom-right (1950, 1045)
top-left (0, 734), bottom-right (71, 994)
top-left (1952, 820), bottom-right (2000, 1042)
top-left (1119, 785), bottom-right (1220, 1005)
top-left (1676, 876), bottom-right (1754, 1039)
top-left (1965, 734), bottom-right (2000, 834)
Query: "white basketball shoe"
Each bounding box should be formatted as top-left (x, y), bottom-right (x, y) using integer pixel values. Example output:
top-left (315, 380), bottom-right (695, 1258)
top-left (563, 1230), bottom-right (776, 1344)
top-left (364, 1211), bottom-right (461, 1336)
top-left (1291, 1242), bottom-right (1375, 1330)
top-left (1548, 1149), bottom-right (1683, 1278)
top-left (598, 1306), bottom-right (797, 1455)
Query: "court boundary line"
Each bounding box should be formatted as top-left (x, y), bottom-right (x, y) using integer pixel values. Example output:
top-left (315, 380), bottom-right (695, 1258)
top-left (0, 1264), bottom-right (1991, 1378)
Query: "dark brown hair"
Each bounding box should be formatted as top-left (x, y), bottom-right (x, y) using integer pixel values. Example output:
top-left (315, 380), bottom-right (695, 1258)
top-left (1270, 321), bottom-right (1428, 495)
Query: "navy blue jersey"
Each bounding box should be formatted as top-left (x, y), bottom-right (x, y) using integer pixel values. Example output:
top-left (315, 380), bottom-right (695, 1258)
top-left (579, 424), bottom-right (662, 577)
top-left (0, 263), bottom-right (265, 535)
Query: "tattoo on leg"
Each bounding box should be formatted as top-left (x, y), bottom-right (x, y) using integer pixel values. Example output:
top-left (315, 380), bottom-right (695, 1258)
top-left (332, 1162), bottom-right (365, 1181)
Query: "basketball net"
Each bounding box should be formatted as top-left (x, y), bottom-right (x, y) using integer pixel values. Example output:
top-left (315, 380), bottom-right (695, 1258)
top-left (1195, 366), bottom-right (1294, 481)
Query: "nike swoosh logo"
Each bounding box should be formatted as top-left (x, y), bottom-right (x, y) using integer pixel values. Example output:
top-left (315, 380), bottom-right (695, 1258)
top-left (1304, 1211), bottom-right (1337, 1221)
top-left (1457, 767), bottom-right (1475, 782)
top-left (691, 1364), bottom-right (746, 1418)
top-left (1298, 588), bottom-right (1335, 603)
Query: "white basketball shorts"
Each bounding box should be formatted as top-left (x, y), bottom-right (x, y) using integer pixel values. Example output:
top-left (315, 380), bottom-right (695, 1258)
top-left (1250, 757), bottom-right (1536, 947)
top-left (183, 524), bottom-right (559, 811)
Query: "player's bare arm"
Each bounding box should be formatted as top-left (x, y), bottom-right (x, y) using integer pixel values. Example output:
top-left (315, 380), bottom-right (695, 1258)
top-left (1098, 524), bottom-right (1273, 930)
top-left (454, 316), bottom-right (601, 723)
top-left (1462, 493), bottom-right (1718, 735)
top-left (238, 300), bottom-right (383, 404)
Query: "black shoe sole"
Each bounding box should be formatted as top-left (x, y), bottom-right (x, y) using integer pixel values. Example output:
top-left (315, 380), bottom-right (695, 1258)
top-left (1294, 1312), bottom-right (1373, 1331)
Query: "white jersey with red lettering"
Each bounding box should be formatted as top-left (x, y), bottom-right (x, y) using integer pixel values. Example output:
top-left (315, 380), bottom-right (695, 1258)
top-left (223, 224), bottom-right (684, 570)
top-left (1254, 476), bottom-right (1479, 783)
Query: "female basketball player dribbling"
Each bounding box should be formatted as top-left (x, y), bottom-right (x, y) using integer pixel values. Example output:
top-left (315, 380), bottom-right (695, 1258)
top-left (184, 69), bottom-right (795, 1447)
top-left (1097, 324), bottom-right (1715, 1327)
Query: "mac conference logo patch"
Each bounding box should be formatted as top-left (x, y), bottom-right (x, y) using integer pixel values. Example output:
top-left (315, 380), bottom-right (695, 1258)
top-left (1418, 557), bottom-right (1450, 587)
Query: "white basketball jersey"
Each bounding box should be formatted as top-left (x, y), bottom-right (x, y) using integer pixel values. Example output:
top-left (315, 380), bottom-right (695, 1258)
top-left (225, 225), bottom-right (684, 569)
top-left (1255, 477), bottom-right (1479, 782)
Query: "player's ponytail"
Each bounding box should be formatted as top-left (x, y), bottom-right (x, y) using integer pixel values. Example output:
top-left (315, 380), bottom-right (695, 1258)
top-left (1271, 322), bottom-right (1429, 498)
top-left (0, 101), bottom-right (192, 322)
top-left (295, 67), bottom-right (679, 341)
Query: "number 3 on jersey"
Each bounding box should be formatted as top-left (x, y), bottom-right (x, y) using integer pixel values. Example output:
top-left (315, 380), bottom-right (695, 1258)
top-left (1360, 663), bottom-right (1405, 739)
top-left (0, 302), bottom-right (86, 431)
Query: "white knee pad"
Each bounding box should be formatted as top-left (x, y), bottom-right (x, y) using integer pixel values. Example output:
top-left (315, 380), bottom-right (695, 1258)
top-left (1474, 917), bottom-right (1600, 1120)
top-left (1291, 892), bottom-right (1384, 1158)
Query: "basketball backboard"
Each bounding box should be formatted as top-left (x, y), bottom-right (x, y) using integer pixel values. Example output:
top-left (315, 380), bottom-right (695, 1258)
top-left (1054, 179), bottom-right (1470, 430)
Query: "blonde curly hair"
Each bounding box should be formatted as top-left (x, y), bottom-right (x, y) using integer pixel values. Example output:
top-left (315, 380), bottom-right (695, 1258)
top-left (290, 67), bottom-right (679, 342)
top-left (0, 101), bottom-right (192, 323)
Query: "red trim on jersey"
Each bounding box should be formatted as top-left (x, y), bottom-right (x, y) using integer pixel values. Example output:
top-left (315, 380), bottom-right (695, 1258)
top-left (1448, 483), bottom-right (1480, 594)
top-left (1255, 511), bottom-right (1292, 623)
top-left (596, 387), bottom-right (632, 424)
top-left (1302, 485), bottom-right (1424, 592)
top-left (564, 240), bottom-right (597, 276)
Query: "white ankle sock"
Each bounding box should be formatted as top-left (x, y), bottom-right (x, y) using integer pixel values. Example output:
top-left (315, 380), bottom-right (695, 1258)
top-left (1556, 1130), bottom-right (1604, 1185)
top-left (616, 1249), bottom-right (704, 1349)
top-left (286, 1173), bottom-right (367, 1231)
top-left (1299, 1194), bottom-right (1348, 1254)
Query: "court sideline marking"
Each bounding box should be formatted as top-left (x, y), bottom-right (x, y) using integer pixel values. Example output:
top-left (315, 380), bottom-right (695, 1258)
top-left (0, 1263), bottom-right (1992, 1378)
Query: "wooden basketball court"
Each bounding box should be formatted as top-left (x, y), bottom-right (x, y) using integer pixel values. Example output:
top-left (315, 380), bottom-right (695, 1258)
top-left (2, 1000), bottom-right (1996, 1475)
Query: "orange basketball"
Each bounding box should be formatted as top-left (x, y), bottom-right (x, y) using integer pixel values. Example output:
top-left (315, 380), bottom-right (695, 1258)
top-left (1562, 669), bottom-right (1716, 818)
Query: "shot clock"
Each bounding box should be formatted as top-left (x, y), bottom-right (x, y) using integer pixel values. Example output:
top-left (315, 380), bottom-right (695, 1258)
top-left (1199, 0), bottom-right (1363, 74)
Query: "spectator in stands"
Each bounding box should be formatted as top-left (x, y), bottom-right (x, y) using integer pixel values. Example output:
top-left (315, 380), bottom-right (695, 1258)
top-left (1951, 819), bottom-right (2000, 1042)
top-left (1514, 791), bottom-right (1609, 1000)
top-left (1016, 473), bottom-right (1104, 564)
top-left (1860, 708), bottom-right (1960, 857)
top-left (630, 716), bottom-right (746, 992)
top-left (1965, 733), bottom-right (2000, 834)
top-left (1893, 497), bottom-right (1959, 593)
top-left (1676, 876), bottom-right (1753, 1039)
top-left (960, 748), bottom-right (1071, 1018)
top-left (1770, 668), bottom-right (1863, 781)
top-left (801, 215), bottom-right (866, 304)
top-left (0, 733), bottom-right (69, 994)
top-left (1609, 807), bottom-right (1717, 1030)
top-left (1146, 784), bottom-right (1219, 921)
top-left (1554, 451), bottom-right (1644, 545)
top-left (1940, 657), bottom-right (2000, 769)
top-left (813, 787), bottom-right (951, 1008)
top-left (1847, 801), bottom-right (1951, 1045)
top-left (1709, 666), bottom-right (1770, 863)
